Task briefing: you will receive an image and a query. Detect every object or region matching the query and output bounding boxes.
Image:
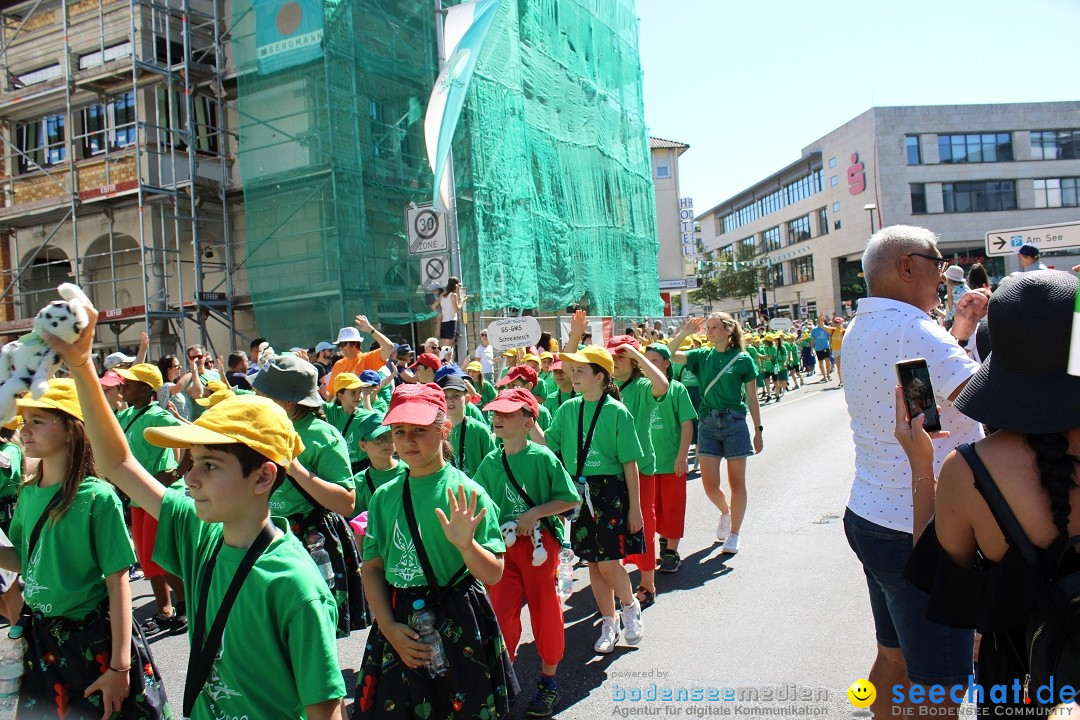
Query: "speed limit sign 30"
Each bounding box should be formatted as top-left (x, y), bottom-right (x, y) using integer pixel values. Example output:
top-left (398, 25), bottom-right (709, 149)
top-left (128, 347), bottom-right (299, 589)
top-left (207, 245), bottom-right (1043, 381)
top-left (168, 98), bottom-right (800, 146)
top-left (406, 203), bottom-right (449, 255)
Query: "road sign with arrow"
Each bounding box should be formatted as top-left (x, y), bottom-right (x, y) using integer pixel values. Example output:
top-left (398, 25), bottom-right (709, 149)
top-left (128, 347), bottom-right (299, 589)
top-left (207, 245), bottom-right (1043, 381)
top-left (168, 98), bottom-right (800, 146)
top-left (985, 220), bottom-right (1080, 257)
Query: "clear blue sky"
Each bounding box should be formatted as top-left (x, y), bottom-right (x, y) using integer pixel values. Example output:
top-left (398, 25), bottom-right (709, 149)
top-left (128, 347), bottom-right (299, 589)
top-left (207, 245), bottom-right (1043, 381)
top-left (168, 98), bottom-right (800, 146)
top-left (635, 0), bottom-right (1080, 213)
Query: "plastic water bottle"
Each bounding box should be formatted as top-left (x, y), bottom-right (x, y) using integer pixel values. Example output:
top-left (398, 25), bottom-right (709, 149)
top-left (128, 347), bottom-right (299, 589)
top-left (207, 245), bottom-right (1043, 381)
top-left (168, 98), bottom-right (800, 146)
top-left (556, 545), bottom-right (575, 599)
top-left (410, 600), bottom-right (449, 677)
top-left (0, 624), bottom-right (26, 713)
top-left (306, 532), bottom-right (335, 589)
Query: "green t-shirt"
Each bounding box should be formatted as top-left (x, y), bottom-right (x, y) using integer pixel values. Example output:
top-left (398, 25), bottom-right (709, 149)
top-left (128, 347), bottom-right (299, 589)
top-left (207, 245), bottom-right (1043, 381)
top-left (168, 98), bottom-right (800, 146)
top-left (545, 396), bottom-right (643, 477)
top-left (0, 441), bottom-right (22, 499)
top-left (648, 380), bottom-right (698, 474)
top-left (479, 379), bottom-right (497, 406)
top-left (322, 402), bottom-right (367, 466)
top-left (673, 362), bottom-right (698, 389)
top-left (375, 367), bottom-right (393, 413)
top-left (363, 464), bottom-right (504, 587)
top-left (758, 345), bottom-right (777, 373)
top-left (616, 376), bottom-right (658, 475)
top-left (449, 416), bottom-right (495, 478)
top-left (543, 388), bottom-right (577, 418)
top-left (465, 401), bottom-right (487, 426)
top-left (352, 463), bottom-right (409, 517)
top-left (119, 403), bottom-right (181, 476)
top-left (11, 478), bottom-right (134, 619)
top-left (535, 403), bottom-right (553, 432)
top-left (785, 342), bottom-right (798, 365)
top-left (472, 442), bottom-right (579, 545)
top-left (154, 489), bottom-right (345, 719)
top-left (270, 414), bottom-right (353, 518)
top-left (684, 347), bottom-right (760, 414)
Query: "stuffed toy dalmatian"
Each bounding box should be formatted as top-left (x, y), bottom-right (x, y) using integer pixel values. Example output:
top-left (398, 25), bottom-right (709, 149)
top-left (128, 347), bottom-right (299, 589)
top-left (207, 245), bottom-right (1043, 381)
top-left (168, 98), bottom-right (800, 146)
top-left (0, 283), bottom-right (93, 424)
top-left (500, 520), bottom-right (548, 567)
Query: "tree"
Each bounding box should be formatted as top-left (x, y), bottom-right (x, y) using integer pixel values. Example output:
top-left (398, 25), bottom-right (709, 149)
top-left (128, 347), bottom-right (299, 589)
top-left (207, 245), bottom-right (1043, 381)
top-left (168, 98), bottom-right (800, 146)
top-left (690, 244), bottom-right (763, 310)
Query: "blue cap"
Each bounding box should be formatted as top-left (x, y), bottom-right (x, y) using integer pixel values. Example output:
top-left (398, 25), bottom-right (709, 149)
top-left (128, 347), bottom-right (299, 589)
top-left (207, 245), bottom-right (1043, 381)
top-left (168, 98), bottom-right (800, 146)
top-left (394, 343), bottom-right (413, 355)
top-left (358, 370), bottom-right (382, 387)
top-left (315, 341), bottom-right (335, 353)
top-left (433, 364), bottom-right (463, 383)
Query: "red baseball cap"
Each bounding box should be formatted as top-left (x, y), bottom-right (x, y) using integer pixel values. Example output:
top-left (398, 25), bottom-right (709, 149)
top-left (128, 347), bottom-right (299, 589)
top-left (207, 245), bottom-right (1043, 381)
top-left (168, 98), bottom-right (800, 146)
top-left (409, 353), bottom-right (441, 372)
top-left (484, 388), bottom-right (539, 418)
top-left (496, 364), bottom-right (539, 388)
top-left (383, 383), bottom-right (447, 426)
top-left (548, 359), bottom-right (563, 372)
top-left (606, 334), bottom-right (640, 353)
top-left (99, 371), bottom-right (125, 388)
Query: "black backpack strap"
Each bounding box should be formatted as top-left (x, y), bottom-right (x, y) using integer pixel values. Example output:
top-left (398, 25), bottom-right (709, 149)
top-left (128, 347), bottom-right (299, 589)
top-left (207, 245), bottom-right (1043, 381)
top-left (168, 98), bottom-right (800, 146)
top-left (500, 450), bottom-right (559, 539)
top-left (123, 404), bottom-right (153, 434)
top-left (287, 475), bottom-right (322, 509)
top-left (27, 491), bottom-right (62, 561)
top-left (956, 443), bottom-right (1040, 568)
top-left (402, 471), bottom-right (466, 591)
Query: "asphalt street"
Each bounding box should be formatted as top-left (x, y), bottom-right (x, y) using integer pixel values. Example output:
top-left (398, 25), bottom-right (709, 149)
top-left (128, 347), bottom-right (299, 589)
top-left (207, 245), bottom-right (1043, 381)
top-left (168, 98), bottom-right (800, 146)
top-left (132, 374), bottom-right (875, 718)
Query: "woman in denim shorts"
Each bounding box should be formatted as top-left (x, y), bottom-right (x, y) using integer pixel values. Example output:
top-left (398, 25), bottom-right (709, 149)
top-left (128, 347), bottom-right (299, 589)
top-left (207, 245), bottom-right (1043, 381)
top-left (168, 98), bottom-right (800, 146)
top-left (669, 313), bottom-right (762, 555)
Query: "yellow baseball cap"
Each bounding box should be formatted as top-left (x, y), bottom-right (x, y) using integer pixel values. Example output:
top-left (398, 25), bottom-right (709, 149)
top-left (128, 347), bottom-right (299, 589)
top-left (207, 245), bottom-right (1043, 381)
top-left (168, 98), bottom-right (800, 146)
top-left (144, 395), bottom-right (304, 466)
top-left (2, 415), bottom-right (21, 431)
top-left (466, 361), bottom-right (483, 373)
top-left (17, 378), bottom-right (83, 422)
top-left (539, 351), bottom-right (554, 361)
top-left (521, 354), bottom-right (541, 366)
top-left (501, 348), bottom-right (518, 357)
top-left (559, 345), bottom-right (614, 376)
top-left (333, 372), bottom-right (363, 393)
top-left (115, 363), bottom-right (163, 392)
top-left (195, 383), bottom-right (236, 408)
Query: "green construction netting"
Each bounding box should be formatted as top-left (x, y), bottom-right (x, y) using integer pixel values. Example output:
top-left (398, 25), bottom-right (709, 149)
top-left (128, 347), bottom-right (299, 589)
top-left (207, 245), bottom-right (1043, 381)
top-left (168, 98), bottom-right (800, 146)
top-left (233, 0), bottom-right (661, 345)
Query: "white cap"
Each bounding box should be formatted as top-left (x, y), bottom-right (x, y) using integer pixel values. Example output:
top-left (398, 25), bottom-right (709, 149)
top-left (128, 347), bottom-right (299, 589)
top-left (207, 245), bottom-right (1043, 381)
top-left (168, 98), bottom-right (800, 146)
top-left (335, 327), bottom-right (363, 344)
top-left (103, 352), bottom-right (135, 370)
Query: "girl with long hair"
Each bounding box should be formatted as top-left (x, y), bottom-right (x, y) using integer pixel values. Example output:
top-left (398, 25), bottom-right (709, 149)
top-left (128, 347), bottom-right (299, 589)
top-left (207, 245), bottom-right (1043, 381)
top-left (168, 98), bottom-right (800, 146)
top-left (0, 379), bottom-right (169, 718)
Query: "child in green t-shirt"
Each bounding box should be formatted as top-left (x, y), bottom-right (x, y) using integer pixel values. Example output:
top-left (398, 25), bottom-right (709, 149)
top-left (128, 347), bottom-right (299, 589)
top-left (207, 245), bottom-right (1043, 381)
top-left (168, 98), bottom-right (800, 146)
top-left (351, 411), bottom-right (407, 518)
top-left (496, 365), bottom-right (553, 431)
top-left (474, 388), bottom-right (579, 718)
top-left (356, 383), bottom-right (517, 719)
top-left (323, 371), bottom-right (371, 474)
top-left (45, 311), bottom-right (346, 720)
top-left (438, 373), bottom-right (496, 477)
top-left (0, 379), bottom-right (170, 719)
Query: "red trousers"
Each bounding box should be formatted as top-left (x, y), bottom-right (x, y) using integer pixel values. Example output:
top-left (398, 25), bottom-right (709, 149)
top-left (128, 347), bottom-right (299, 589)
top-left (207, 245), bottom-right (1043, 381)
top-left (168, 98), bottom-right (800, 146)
top-left (487, 528), bottom-right (564, 666)
top-left (654, 472), bottom-right (687, 540)
top-left (131, 506), bottom-right (165, 578)
top-left (622, 473), bottom-right (657, 572)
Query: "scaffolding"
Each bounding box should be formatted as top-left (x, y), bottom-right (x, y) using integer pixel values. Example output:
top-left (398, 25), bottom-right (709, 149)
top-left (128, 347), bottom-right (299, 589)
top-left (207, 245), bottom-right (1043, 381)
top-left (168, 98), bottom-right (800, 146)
top-left (0, 0), bottom-right (236, 357)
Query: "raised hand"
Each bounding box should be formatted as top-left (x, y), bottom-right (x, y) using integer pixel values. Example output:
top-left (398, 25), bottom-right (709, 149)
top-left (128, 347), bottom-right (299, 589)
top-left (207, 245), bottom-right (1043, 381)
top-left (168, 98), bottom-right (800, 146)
top-left (435, 484), bottom-right (487, 551)
top-left (355, 315), bottom-right (374, 333)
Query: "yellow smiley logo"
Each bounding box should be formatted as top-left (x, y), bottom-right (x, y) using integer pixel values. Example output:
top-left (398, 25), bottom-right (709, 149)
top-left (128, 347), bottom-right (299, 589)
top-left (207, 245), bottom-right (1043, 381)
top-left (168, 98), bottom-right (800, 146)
top-left (847, 679), bottom-right (876, 709)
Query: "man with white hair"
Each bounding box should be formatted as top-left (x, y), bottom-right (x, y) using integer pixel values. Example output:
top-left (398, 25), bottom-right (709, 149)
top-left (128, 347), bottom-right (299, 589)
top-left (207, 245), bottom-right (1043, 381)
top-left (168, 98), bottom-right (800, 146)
top-left (841, 225), bottom-right (989, 714)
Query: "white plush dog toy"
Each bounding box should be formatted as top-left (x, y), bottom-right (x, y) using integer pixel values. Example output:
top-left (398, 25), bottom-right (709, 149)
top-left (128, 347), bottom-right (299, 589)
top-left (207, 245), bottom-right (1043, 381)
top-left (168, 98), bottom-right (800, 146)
top-left (0, 283), bottom-right (92, 424)
top-left (500, 520), bottom-right (548, 567)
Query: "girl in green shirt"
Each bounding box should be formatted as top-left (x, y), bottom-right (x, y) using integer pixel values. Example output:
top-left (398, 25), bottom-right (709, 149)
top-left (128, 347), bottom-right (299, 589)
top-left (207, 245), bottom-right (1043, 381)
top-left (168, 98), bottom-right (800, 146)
top-left (323, 371), bottom-right (370, 473)
top-left (0, 379), bottom-right (169, 719)
top-left (356, 383), bottom-right (516, 719)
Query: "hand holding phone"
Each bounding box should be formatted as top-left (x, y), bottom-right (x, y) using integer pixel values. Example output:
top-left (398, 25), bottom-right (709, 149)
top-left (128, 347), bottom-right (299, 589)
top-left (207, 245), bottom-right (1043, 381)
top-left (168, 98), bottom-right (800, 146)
top-left (895, 358), bottom-right (942, 433)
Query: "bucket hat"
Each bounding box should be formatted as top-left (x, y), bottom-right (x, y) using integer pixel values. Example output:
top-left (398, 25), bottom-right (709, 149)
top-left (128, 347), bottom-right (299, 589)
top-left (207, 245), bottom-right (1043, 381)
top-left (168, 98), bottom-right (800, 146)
top-left (955, 271), bottom-right (1080, 434)
top-left (943, 265), bottom-right (966, 283)
top-left (251, 355), bottom-right (323, 408)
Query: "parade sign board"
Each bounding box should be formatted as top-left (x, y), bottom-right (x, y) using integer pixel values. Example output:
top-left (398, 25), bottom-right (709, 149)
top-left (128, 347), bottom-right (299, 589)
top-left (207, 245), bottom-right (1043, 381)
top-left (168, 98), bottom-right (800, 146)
top-left (768, 318), bottom-right (793, 332)
top-left (487, 316), bottom-right (542, 351)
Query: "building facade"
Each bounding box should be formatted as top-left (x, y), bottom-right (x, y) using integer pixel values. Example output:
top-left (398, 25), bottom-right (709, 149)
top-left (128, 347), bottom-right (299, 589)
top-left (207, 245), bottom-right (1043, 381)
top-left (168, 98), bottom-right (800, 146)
top-left (697, 102), bottom-right (1080, 322)
top-left (650, 136), bottom-right (696, 316)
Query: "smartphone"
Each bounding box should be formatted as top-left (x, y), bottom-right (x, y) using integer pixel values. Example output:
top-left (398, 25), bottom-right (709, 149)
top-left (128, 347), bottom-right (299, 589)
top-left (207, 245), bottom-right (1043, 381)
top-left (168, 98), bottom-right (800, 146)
top-left (895, 358), bottom-right (942, 433)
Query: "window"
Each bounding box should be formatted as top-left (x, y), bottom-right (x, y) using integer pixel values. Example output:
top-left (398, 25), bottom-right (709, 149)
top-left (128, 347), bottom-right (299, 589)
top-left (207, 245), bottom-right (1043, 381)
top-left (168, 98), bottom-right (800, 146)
top-left (82, 104), bottom-right (106, 155)
top-left (655, 162), bottom-right (670, 179)
top-left (761, 226), bottom-right (782, 253)
top-left (719, 169), bottom-right (823, 234)
top-left (830, 175), bottom-right (838, 187)
top-left (942, 180), bottom-right (1017, 213)
top-left (910, 183), bottom-right (927, 214)
top-left (791, 255), bottom-right (814, 284)
top-left (815, 207), bottom-right (828, 236)
top-left (832, 201), bottom-right (840, 213)
top-left (16, 114), bottom-right (65, 172)
top-left (1031, 130), bottom-right (1080, 161)
top-left (906, 135), bottom-right (921, 165)
top-left (155, 90), bottom-right (219, 153)
top-left (767, 264), bottom-right (784, 287)
top-left (1034, 178), bottom-right (1079, 209)
top-left (938, 133), bottom-right (1013, 163)
top-left (81, 91), bottom-right (137, 154)
top-left (15, 63), bottom-right (61, 88)
top-left (737, 236), bottom-right (756, 261)
top-left (78, 42), bottom-right (132, 70)
top-left (788, 215), bottom-right (811, 243)
top-left (111, 91), bottom-right (136, 147)
top-left (828, 157), bottom-right (836, 168)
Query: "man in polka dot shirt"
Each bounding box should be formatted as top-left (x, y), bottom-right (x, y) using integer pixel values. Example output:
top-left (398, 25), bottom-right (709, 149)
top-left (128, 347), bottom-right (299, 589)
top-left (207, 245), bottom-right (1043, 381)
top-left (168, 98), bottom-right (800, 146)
top-left (840, 225), bottom-right (989, 715)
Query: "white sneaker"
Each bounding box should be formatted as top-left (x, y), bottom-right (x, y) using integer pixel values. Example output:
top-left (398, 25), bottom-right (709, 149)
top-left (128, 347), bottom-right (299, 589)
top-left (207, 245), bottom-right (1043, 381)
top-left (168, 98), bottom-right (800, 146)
top-left (716, 513), bottom-right (732, 543)
top-left (722, 533), bottom-right (740, 554)
top-left (622, 599), bottom-right (644, 645)
top-left (594, 615), bottom-right (621, 654)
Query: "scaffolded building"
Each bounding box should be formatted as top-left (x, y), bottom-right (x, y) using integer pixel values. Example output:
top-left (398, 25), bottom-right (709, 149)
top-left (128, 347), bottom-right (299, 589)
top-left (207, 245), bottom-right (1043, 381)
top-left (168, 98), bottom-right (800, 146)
top-left (0, 0), bottom-right (660, 354)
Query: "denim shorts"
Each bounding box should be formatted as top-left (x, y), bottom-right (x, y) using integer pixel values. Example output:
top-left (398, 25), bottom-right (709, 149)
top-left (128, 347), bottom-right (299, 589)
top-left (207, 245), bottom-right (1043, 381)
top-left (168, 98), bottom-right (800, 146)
top-left (843, 508), bottom-right (973, 685)
top-left (697, 408), bottom-right (753, 459)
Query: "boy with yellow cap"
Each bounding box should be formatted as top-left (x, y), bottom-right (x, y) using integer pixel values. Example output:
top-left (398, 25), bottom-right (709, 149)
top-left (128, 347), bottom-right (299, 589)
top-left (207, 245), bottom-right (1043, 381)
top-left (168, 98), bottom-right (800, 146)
top-left (44, 307), bottom-right (347, 720)
top-left (115, 362), bottom-right (188, 635)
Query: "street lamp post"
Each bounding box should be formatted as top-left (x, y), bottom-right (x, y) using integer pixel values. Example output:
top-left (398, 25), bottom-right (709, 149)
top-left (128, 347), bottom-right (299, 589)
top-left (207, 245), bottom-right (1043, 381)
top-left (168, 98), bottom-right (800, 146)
top-left (863, 203), bottom-right (877, 235)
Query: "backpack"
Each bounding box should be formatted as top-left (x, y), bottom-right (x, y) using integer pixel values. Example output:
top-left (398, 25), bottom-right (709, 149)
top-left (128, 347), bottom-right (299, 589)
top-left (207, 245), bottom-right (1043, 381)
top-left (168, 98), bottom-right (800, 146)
top-left (957, 444), bottom-right (1080, 704)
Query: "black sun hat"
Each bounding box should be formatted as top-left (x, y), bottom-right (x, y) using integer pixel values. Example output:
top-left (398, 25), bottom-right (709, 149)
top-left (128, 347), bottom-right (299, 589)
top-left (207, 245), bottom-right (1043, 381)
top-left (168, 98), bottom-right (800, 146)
top-left (955, 270), bottom-right (1080, 434)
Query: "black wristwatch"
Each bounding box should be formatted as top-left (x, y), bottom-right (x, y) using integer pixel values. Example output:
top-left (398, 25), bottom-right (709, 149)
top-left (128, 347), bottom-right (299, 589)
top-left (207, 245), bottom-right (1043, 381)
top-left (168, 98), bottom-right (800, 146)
top-left (956, 336), bottom-right (969, 348)
top-left (757, 425), bottom-right (764, 432)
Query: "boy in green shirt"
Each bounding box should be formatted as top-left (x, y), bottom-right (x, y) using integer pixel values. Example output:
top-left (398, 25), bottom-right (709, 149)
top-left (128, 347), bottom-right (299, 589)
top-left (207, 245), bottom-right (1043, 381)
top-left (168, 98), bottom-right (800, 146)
top-left (474, 388), bottom-right (578, 718)
top-left (48, 309), bottom-right (346, 720)
top-left (438, 374), bottom-right (495, 477)
top-left (497, 365), bottom-right (553, 430)
top-left (351, 411), bottom-right (408, 517)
